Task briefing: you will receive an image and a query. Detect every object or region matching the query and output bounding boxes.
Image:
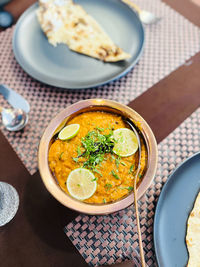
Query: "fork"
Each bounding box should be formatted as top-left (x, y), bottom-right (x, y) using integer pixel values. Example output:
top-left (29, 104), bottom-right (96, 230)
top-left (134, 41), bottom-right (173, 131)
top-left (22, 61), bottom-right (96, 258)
top-left (122, 0), bottom-right (161, 25)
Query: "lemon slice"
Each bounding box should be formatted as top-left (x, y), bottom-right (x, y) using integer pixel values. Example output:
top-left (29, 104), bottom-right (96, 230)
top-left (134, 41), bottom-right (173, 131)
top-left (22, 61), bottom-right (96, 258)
top-left (113, 128), bottom-right (138, 157)
top-left (66, 168), bottom-right (97, 200)
top-left (58, 124), bottom-right (80, 140)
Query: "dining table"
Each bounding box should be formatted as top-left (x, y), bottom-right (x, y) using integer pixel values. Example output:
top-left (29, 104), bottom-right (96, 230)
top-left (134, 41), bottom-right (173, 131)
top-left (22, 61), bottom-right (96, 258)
top-left (0, 0), bottom-right (200, 266)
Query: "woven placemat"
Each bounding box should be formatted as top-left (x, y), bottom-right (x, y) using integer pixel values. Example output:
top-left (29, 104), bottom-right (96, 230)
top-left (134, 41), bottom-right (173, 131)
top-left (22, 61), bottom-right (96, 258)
top-left (64, 107), bottom-right (200, 266)
top-left (0, 0), bottom-right (199, 175)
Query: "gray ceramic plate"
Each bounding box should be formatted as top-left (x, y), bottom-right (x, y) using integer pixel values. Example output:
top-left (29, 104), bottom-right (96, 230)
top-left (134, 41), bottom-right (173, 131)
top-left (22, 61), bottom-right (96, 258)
top-left (12, 0), bottom-right (144, 89)
top-left (154, 152), bottom-right (200, 267)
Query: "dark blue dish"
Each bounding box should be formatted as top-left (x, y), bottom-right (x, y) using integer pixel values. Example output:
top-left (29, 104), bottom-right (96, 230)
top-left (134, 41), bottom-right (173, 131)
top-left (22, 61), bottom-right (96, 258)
top-left (12, 0), bottom-right (144, 89)
top-left (154, 152), bottom-right (200, 267)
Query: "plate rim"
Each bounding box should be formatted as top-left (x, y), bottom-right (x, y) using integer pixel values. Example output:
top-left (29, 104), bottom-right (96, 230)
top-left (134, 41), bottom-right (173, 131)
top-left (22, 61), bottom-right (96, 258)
top-left (153, 151), bottom-right (200, 267)
top-left (12, 0), bottom-right (145, 90)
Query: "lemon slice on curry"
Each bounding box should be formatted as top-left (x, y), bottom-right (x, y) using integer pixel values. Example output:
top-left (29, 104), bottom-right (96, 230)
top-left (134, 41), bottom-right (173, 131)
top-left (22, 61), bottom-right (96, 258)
top-left (113, 128), bottom-right (138, 157)
top-left (66, 168), bottom-right (97, 200)
top-left (58, 124), bottom-right (80, 140)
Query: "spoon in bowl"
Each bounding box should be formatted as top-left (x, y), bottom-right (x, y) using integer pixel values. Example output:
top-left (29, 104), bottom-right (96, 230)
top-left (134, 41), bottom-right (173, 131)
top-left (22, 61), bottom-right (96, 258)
top-left (99, 119), bottom-right (146, 267)
top-left (126, 118), bottom-right (146, 267)
top-left (0, 107), bottom-right (28, 131)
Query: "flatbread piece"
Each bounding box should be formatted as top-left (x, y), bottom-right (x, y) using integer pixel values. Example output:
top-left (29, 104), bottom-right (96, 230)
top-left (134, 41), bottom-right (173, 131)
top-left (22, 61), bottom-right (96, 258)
top-left (186, 192), bottom-right (200, 267)
top-left (37, 0), bottom-right (131, 62)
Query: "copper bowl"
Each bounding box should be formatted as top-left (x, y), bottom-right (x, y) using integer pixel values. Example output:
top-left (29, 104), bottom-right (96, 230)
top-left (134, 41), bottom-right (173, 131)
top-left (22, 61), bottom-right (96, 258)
top-left (38, 99), bottom-right (158, 215)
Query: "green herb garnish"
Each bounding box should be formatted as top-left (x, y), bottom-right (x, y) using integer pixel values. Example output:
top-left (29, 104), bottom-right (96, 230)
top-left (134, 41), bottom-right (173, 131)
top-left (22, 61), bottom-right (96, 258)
top-left (77, 145), bottom-right (82, 157)
top-left (59, 152), bottom-right (64, 160)
top-left (119, 186), bottom-right (133, 191)
top-left (93, 168), bottom-right (102, 177)
top-left (114, 156), bottom-right (127, 168)
top-left (95, 127), bottom-right (104, 132)
top-left (127, 186), bottom-right (133, 191)
top-left (81, 129), bottom-right (115, 170)
top-left (129, 164), bottom-right (134, 174)
top-left (103, 198), bottom-right (106, 203)
top-left (105, 184), bottom-right (112, 190)
top-left (111, 170), bottom-right (120, 180)
top-left (115, 156), bottom-right (121, 168)
top-left (110, 155), bottom-right (115, 162)
top-left (91, 177), bottom-right (98, 182)
top-left (72, 157), bottom-right (79, 163)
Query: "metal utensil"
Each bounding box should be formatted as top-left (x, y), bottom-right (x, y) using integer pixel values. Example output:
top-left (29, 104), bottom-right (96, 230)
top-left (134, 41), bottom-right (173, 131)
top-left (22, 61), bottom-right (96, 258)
top-left (0, 84), bottom-right (30, 113)
top-left (0, 107), bottom-right (28, 131)
top-left (126, 118), bottom-right (146, 267)
top-left (99, 119), bottom-right (146, 267)
top-left (122, 0), bottom-right (161, 25)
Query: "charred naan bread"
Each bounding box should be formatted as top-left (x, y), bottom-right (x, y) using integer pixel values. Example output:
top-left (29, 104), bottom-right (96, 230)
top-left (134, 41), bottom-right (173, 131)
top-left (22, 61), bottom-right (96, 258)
top-left (37, 0), bottom-right (131, 62)
top-left (186, 192), bottom-right (200, 267)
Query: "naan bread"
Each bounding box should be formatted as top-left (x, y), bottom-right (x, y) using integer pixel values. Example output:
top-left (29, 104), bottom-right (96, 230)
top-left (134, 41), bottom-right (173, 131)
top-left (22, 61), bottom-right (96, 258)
top-left (37, 0), bottom-right (131, 62)
top-left (186, 192), bottom-right (200, 267)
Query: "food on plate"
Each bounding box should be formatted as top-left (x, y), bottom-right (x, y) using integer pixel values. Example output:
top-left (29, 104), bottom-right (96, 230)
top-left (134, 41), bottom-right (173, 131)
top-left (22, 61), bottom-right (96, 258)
top-left (48, 111), bottom-right (147, 203)
top-left (186, 192), bottom-right (200, 267)
top-left (37, 0), bottom-right (131, 62)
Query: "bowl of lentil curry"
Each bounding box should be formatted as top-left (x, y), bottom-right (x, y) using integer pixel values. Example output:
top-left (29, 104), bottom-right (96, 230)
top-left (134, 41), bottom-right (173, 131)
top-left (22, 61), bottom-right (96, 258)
top-left (38, 99), bottom-right (158, 214)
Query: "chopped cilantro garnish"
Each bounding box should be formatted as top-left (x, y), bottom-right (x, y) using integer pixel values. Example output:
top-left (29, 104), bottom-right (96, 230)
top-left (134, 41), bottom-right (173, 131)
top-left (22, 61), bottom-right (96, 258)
top-left (77, 145), bottom-right (82, 157)
top-left (93, 168), bottom-right (102, 177)
top-left (129, 164), bottom-right (134, 174)
top-left (95, 127), bottom-right (104, 132)
top-left (59, 152), bottom-right (64, 160)
top-left (114, 155), bottom-right (126, 167)
top-left (81, 129), bottom-right (115, 170)
top-left (77, 184), bottom-right (81, 187)
top-left (115, 156), bottom-right (121, 168)
top-left (91, 177), bottom-right (98, 182)
top-left (105, 184), bottom-right (112, 190)
top-left (119, 186), bottom-right (133, 191)
top-left (103, 198), bottom-right (106, 203)
top-left (72, 157), bottom-right (79, 163)
top-left (127, 186), bottom-right (133, 191)
top-left (110, 155), bottom-right (115, 162)
top-left (111, 170), bottom-right (120, 180)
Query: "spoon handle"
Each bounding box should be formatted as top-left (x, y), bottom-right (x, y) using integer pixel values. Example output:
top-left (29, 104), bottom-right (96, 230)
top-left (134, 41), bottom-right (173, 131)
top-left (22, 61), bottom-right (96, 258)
top-left (0, 84), bottom-right (30, 113)
top-left (133, 170), bottom-right (146, 267)
top-left (126, 119), bottom-right (146, 267)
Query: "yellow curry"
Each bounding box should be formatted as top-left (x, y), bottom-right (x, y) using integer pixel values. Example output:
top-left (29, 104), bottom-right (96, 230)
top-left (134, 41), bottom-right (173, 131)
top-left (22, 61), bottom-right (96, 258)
top-left (48, 111), bottom-right (147, 204)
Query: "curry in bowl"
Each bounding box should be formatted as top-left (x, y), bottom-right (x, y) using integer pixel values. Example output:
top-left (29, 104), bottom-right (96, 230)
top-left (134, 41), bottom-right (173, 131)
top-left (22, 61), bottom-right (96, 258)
top-left (48, 111), bottom-right (147, 204)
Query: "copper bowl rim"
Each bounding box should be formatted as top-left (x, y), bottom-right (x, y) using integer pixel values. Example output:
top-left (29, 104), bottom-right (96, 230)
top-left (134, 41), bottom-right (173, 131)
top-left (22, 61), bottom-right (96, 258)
top-left (38, 99), bottom-right (158, 215)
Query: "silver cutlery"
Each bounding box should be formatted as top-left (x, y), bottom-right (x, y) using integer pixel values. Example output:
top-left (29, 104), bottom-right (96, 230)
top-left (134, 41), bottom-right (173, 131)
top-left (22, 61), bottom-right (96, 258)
top-left (0, 84), bottom-right (30, 113)
top-left (99, 119), bottom-right (147, 267)
top-left (122, 0), bottom-right (161, 25)
top-left (0, 107), bottom-right (28, 131)
top-left (126, 119), bottom-right (146, 267)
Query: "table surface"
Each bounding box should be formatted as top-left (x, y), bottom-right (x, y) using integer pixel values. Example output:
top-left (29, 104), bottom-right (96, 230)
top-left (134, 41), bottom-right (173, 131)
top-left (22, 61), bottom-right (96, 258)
top-left (0, 0), bottom-right (200, 267)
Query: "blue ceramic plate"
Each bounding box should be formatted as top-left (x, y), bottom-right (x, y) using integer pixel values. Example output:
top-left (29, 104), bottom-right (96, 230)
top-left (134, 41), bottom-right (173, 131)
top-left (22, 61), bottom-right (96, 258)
top-left (154, 152), bottom-right (200, 267)
top-left (12, 0), bottom-right (144, 89)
